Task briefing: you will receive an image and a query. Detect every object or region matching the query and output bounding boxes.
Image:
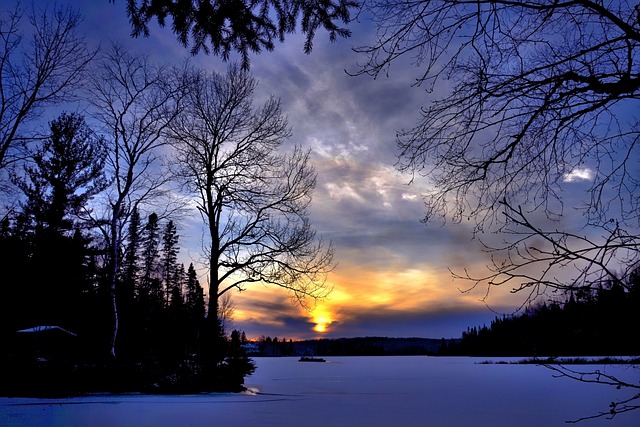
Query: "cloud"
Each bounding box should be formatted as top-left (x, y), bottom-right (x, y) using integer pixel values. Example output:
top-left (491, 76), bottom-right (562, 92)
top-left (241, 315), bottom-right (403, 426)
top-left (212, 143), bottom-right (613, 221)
top-left (563, 167), bottom-right (594, 182)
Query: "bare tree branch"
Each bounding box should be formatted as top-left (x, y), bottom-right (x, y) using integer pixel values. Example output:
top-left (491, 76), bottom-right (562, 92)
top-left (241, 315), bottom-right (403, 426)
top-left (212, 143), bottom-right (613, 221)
top-left (454, 200), bottom-right (639, 304)
top-left (355, 0), bottom-right (639, 229)
top-left (355, 0), bottom-right (639, 299)
top-left (542, 363), bottom-right (640, 423)
top-left (0, 3), bottom-right (95, 171)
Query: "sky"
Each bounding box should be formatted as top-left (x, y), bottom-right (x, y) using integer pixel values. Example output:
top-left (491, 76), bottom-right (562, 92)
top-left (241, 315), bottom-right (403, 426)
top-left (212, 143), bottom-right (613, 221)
top-left (18, 0), bottom-right (601, 340)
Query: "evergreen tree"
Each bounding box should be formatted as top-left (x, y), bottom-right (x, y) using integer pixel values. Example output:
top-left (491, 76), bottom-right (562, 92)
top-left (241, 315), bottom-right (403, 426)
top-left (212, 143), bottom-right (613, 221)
top-left (121, 207), bottom-right (142, 300)
top-left (185, 263), bottom-right (205, 318)
top-left (10, 112), bottom-right (107, 332)
top-left (140, 213), bottom-right (162, 304)
top-left (117, 207), bottom-right (142, 359)
top-left (13, 112), bottom-right (107, 234)
top-left (171, 263), bottom-right (186, 309)
top-left (184, 263), bottom-right (206, 355)
top-left (161, 220), bottom-right (180, 306)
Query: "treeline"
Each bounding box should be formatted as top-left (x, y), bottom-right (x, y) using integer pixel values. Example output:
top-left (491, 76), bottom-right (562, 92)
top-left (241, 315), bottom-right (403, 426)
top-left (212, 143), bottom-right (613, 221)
top-left (0, 198), bottom-right (253, 393)
top-left (442, 272), bottom-right (640, 357)
top-left (250, 336), bottom-right (444, 357)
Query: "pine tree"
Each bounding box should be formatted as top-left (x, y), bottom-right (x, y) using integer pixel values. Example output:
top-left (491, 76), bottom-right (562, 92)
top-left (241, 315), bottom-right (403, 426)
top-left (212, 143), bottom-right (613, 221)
top-left (140, 213), bottom-right (162, 304)
top-left (11, 112), bottom-right (107, 331)
top-left (161, 220), bottom-right (180, 306)
top-left (171, 263), bottom-right (186, 309)
top-left (121, 207), bottom-right (142, 302)
top-left (117, 207), bottom-right (142, 359)
top-left (184, 262), bottom-right (205, 354)
top-left (184, 263), bottom-right (205, 325)
top-left (14, 112), bottom-right (107, 234)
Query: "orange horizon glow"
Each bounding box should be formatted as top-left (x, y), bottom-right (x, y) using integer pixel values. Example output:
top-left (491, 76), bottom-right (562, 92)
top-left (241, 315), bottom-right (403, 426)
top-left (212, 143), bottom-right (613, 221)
top-left (223, 252), bottom-right (527, 340)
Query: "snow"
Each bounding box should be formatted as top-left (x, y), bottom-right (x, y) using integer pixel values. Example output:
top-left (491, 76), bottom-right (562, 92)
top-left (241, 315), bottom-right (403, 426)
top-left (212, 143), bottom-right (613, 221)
top-left (15, 326), bottom-right (77, 336)
top-left (1, 356), bottom-right (638, 426)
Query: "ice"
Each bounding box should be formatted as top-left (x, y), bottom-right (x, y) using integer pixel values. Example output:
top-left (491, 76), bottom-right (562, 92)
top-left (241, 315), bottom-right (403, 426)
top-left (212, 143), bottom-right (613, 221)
top-left (1, 356), bottom-right (638, 426)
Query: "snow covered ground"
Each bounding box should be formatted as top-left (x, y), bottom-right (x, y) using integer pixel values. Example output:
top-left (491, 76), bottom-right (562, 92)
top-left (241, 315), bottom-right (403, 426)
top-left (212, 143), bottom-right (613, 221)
top-left (1, 356), bottom-right (638, 426)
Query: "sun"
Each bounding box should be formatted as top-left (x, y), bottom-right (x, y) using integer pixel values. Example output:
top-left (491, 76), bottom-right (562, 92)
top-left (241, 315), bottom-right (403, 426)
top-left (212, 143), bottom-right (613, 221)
top-left (313, 317), bottom-right (331, 333)
top-left (314, 323), bottom-right (327, 333)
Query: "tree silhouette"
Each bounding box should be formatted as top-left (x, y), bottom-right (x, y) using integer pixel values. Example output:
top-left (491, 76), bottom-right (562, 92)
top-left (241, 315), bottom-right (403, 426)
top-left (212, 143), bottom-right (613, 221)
top-left (161, 219), bottom-right (180, 306)
top-left (140, 212), bottom-right (162, 305)
top-left (354, 0), bottom-right (639, 300)
top-left (0, 3), bottom-right (94, 172)
top-left (168, 64), bottom-right (335, 349)
top-left (13, 113), bottom-right (108, 234)
top-left (89, 44), bottom-right (185, 358)
top-left (9, 112), bottom-right (107, 333)
top-left (118, 0), bottom-right (358, 68)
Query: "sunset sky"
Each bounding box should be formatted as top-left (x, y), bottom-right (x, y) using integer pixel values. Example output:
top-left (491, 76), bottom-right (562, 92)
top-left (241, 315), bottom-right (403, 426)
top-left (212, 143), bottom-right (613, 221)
top-left (23, 0), bottom-right (599, 340)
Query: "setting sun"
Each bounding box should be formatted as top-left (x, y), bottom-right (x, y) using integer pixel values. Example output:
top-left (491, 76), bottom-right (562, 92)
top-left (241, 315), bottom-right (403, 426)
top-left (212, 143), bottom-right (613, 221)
top-left (313, 316), bottom-right (331, 333)
top-left (314, 323), bottom-right (327, 333)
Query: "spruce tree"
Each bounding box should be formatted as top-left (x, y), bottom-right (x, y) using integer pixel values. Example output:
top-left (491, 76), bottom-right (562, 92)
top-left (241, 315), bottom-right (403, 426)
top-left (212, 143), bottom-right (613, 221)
top-left (11, 112), bottom-right (107, 332)
top-left (161, 220), bottom-right (180, 306)
top-left (140, 213), bottom-right (162, 305)
top-left (14, 113), bottom-right (107, 234)
top-left (117, 207), bottom-right (142, 358)
top-left (122, 208), bottom-right (142, 300)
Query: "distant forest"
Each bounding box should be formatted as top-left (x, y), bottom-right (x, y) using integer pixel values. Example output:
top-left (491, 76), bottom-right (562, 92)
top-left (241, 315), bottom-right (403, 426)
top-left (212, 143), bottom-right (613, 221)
top-left (251, 336), bottom-right (444, 357)
top-left (250, 272), bottom-right (640, 358)
top-left (442, 272), bottom-right (640, 357)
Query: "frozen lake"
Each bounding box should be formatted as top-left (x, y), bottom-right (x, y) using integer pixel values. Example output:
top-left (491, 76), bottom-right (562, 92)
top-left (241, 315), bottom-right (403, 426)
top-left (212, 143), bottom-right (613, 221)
top-left (1, 356), bottom-right (638, 426)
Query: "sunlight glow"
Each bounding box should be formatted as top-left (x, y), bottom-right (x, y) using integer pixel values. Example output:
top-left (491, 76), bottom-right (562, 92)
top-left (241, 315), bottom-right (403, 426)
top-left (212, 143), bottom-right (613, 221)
top-left (314, 323), bottom-right (327, 333)
top-left (312, 315), bottom-right (332, 334)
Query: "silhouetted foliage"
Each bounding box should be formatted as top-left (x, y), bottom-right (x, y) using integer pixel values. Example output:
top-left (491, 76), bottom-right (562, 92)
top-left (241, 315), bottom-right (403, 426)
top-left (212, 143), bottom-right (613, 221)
top-left (119, 0), bottom-right (358, 68)
top-left (11, 113), bottom-right (108, 234)
top-left (0, 205), bottom-right (254, 395)
top-left (4, 113), bottom-right (107, 337)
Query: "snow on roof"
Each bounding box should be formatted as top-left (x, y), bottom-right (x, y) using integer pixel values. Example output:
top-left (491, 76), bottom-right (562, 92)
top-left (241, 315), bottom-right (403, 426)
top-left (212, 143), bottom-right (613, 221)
top-left (16, 325), bottom-right (77, 336)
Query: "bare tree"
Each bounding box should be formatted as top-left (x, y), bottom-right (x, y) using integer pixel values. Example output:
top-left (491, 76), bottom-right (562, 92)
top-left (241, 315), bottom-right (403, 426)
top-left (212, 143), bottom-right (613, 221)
top-left (167, 64), bottom-right (335, 330)
top-left (218, 292), bottom-right (236, 335)
top-left (354, 0), bottom-right (639, 298)
top-left (0, 3), bottom-right (94, 172)
top-left (89, 45), bottom-right (184, 358)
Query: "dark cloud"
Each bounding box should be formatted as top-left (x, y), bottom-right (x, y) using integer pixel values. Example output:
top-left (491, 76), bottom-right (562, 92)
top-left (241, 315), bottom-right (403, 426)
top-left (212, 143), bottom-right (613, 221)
top-left (327, 306), bottom-right (507, 339)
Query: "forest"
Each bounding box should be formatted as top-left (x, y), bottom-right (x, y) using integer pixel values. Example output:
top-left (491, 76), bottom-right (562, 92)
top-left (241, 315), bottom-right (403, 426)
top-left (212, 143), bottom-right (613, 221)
top-left (251, 273), bottom-right (640, 359)
top-left (441, 272), bottom-right (640, 357)
top-left (0, 174), bottom-right (254, 394)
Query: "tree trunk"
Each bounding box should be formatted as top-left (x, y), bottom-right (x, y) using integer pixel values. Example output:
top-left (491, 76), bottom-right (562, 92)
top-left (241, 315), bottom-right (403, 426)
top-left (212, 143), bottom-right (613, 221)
top-left (107, 203), bottom-right (121, 359)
